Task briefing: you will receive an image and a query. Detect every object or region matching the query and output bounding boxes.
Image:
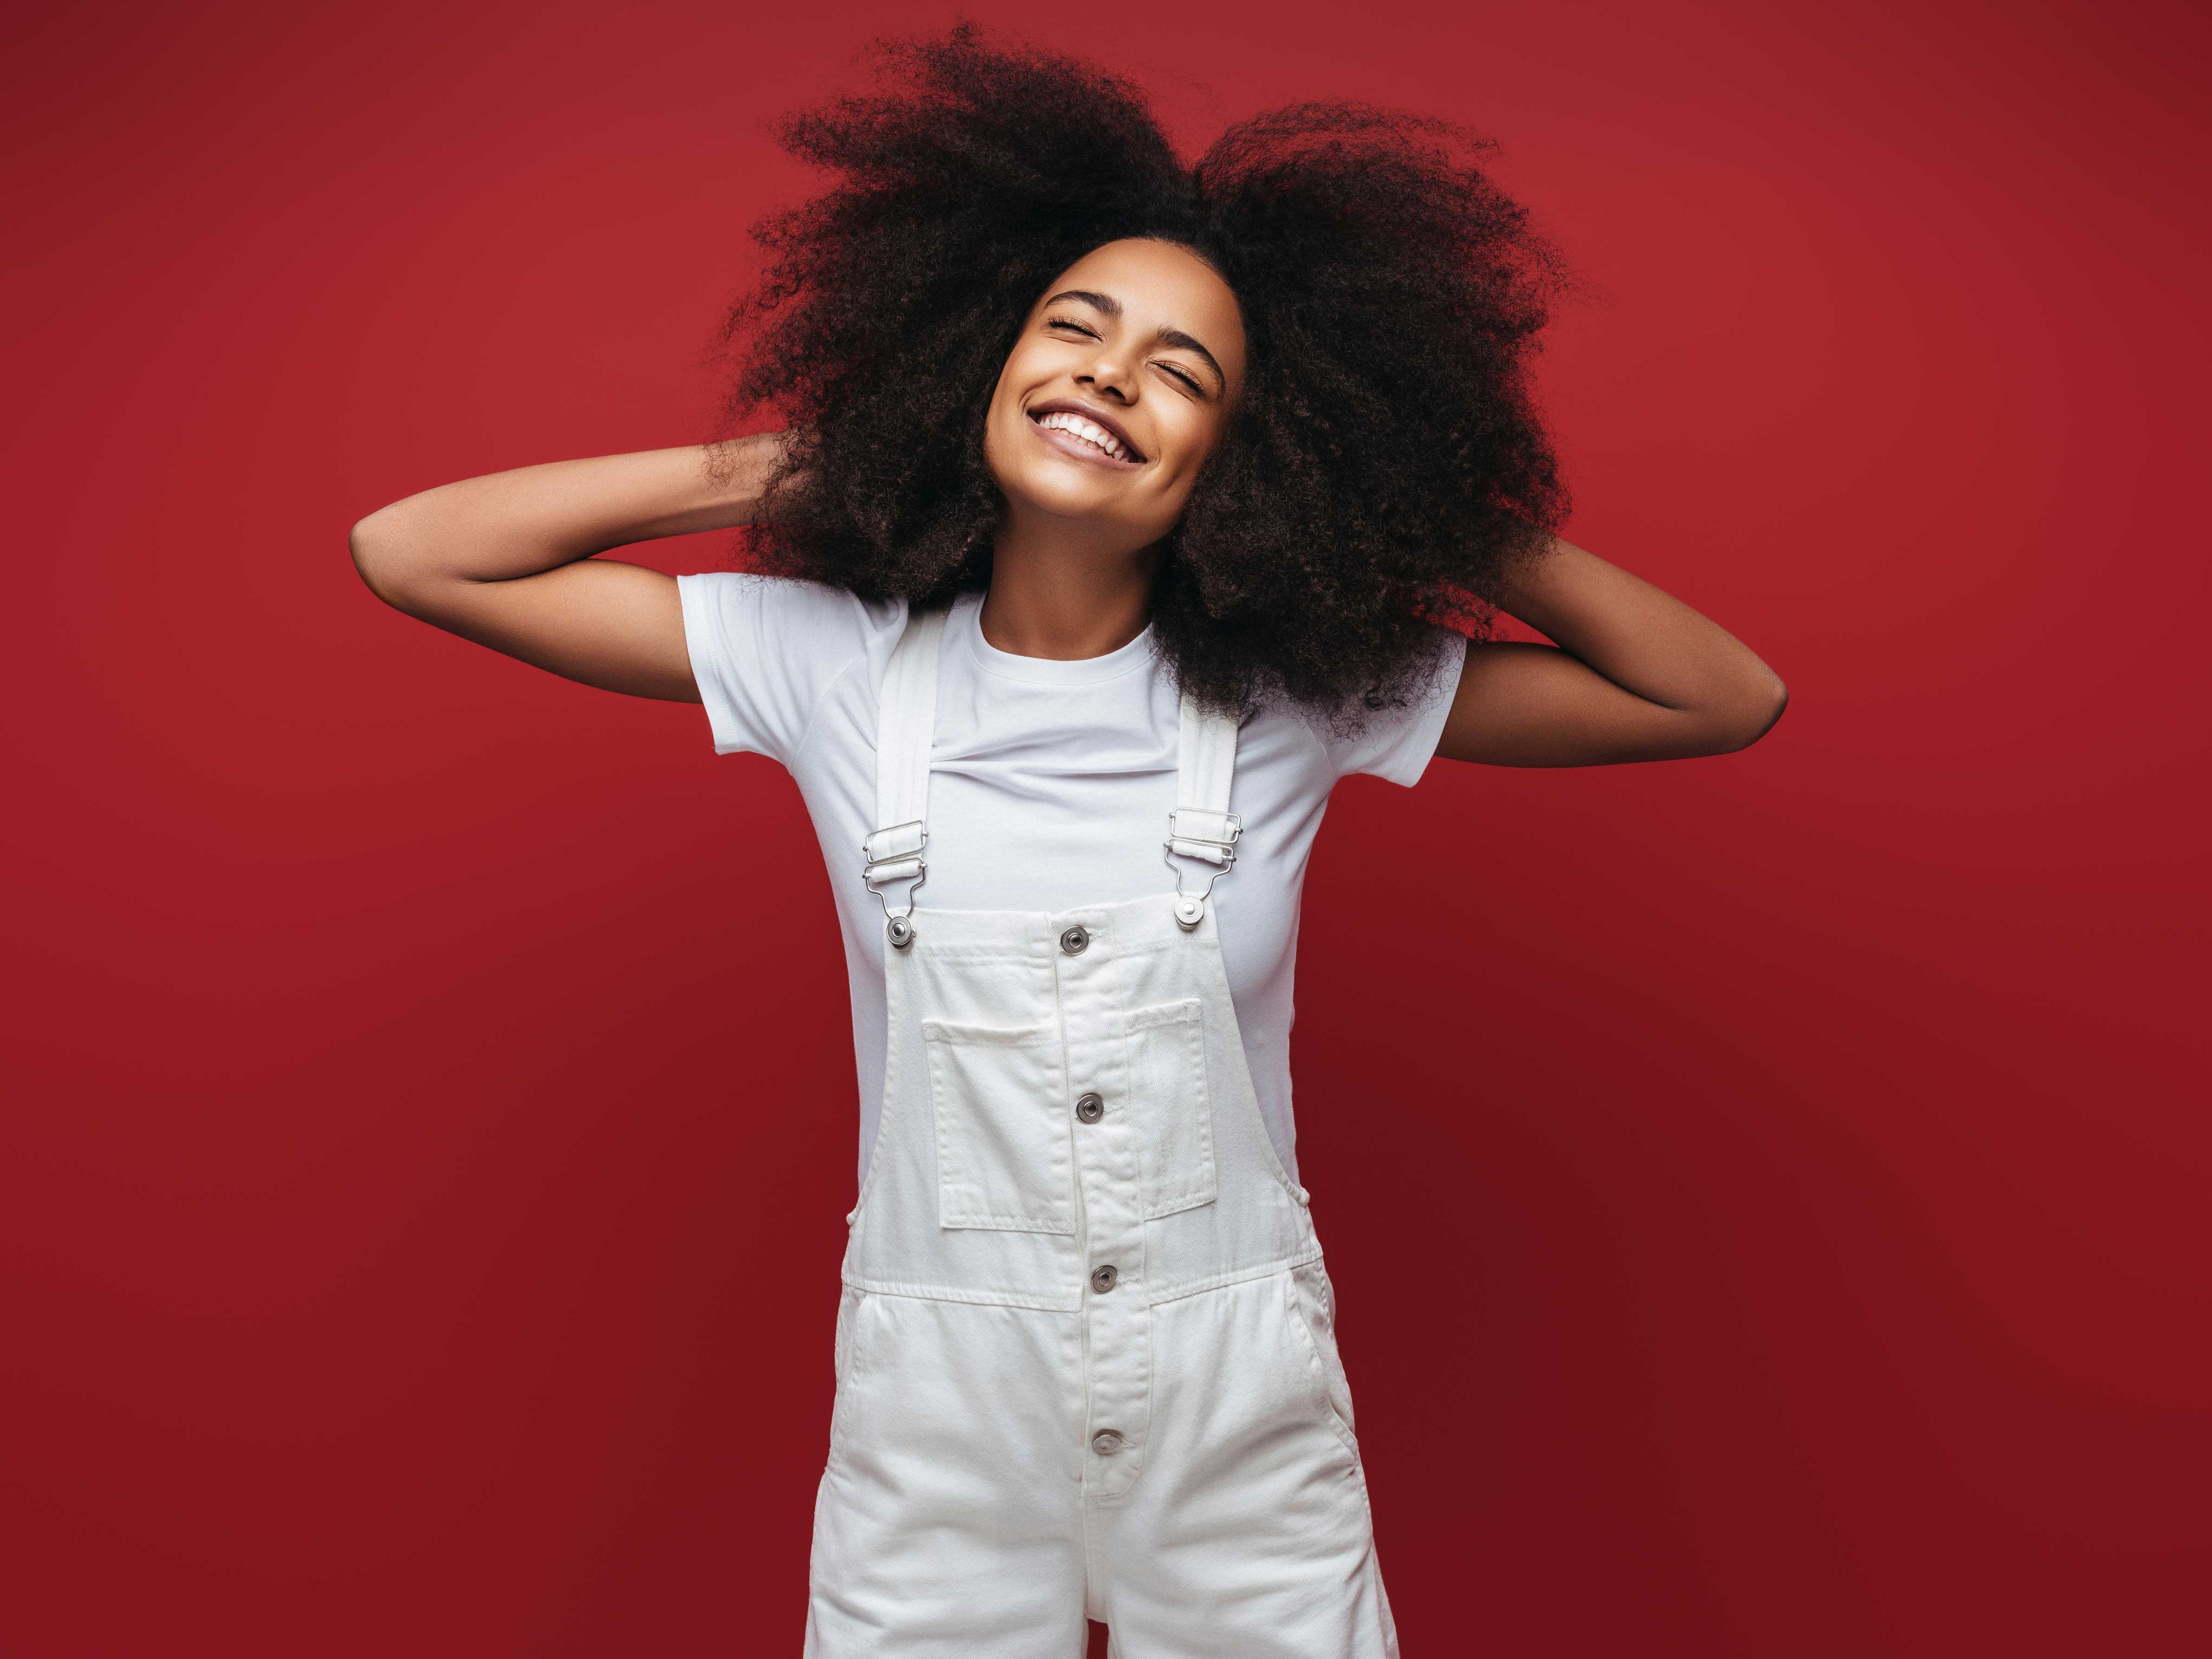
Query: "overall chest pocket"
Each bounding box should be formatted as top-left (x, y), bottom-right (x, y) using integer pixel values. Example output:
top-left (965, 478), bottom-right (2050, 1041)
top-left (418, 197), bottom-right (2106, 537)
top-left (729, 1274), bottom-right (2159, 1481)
top-left (1124, 998), bottom-right (1219, 1219)
top-left (921, 1019), bottom-right (1075, 1234)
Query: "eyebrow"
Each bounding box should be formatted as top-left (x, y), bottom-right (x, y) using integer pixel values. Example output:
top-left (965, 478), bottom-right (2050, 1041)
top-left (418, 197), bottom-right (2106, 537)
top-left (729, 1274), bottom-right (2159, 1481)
top-left (1044, 289), bottom-right (1227, 394)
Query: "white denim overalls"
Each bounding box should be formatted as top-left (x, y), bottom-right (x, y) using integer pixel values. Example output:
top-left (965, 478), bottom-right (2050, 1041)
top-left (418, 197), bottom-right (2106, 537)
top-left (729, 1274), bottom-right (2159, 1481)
top-left (804, 604), bottom-right (1399, 1657)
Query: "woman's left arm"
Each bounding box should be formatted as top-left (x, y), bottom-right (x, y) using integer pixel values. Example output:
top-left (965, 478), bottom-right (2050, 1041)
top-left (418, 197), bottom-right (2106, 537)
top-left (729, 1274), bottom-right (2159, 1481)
top-left (1435, 536), bottom-right (1789, 767)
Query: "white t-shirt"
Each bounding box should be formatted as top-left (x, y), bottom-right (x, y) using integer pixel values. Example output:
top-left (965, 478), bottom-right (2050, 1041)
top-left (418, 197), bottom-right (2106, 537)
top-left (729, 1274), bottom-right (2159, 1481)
top-left (678, 575), bottom-right (1467, 1194)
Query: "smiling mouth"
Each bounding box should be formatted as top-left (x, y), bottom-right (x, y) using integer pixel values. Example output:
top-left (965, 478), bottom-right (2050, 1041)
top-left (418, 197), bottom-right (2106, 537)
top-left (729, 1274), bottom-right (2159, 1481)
top-left (1027, 406), bottom-right (1145, 466)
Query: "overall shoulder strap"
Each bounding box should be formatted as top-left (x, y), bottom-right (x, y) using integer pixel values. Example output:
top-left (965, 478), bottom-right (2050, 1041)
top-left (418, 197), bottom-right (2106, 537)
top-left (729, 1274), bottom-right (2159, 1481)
top-left (1165, 690), bottom-right (1242, 930)
top-left (861, 601), bottom-right (949, 943)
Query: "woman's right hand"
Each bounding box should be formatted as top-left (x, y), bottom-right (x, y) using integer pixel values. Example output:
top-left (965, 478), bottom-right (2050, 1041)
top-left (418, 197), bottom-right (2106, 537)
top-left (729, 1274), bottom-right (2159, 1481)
top-left (348, 433), bottom-right (788, 701)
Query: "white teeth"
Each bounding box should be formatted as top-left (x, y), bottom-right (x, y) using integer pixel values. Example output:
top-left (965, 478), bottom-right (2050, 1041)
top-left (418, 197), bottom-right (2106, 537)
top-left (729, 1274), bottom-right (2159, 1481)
top-left (1037, 410), bottom-right (1132, 462)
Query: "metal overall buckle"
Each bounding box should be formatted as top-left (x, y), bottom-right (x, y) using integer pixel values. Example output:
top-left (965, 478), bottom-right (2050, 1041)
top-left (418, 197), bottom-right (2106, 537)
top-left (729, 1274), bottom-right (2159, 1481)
top-left (862, 819), bottom-right (927, 949)
top-left (1162, 808), bottom-right (1240, 931)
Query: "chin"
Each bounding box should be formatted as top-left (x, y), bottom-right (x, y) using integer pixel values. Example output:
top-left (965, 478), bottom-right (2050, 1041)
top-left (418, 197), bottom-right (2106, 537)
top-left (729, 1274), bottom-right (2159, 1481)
top-left (986, 432), bottom-right (1169, 537)
top-left (990, 453), bottom-right (1116, 520)
top-left (1015, 479), bottom-right (1123, 522)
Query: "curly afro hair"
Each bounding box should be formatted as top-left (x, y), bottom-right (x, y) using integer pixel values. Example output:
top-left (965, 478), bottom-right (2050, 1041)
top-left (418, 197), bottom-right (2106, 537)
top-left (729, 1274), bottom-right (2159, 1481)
top-left (716, 21), bottom-right (1571, 729)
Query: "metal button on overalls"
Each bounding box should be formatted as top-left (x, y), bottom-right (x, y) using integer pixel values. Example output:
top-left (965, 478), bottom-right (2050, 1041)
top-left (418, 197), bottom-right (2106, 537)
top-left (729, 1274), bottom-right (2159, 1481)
top-left (810, 599), bottom-right (1397, 1658)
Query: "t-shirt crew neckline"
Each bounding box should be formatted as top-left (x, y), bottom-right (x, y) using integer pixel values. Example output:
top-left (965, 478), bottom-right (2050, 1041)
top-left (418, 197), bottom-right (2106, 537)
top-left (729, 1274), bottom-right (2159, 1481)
top-left (955, 589), bottom-right (1159, 688)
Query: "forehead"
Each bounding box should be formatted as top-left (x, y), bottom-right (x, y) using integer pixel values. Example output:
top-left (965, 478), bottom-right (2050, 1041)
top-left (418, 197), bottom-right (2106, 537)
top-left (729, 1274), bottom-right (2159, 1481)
top-left (1036, 239), bottom-right (1245, 364)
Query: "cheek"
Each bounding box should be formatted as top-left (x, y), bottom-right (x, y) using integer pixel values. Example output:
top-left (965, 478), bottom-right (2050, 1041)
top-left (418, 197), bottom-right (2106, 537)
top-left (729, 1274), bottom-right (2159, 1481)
top-left (982, 374), bottom-right (1034, 478)
top-left (985, 373), bottom-right (1023, 434)
top-left (1157, 414), bottom-right (1227, 487)
top-left (993, 336), bottom-right (1053, 399)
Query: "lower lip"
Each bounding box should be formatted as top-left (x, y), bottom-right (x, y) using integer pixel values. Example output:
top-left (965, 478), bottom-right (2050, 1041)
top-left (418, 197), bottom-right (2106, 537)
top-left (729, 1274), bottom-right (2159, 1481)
top-left (1028, 414), bottom-right (1143, 470)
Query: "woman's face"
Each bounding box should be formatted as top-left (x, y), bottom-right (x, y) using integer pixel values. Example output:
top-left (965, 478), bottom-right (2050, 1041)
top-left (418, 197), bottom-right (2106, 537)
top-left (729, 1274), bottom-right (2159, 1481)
top-left (983, 237), bottom-right (1247, 552)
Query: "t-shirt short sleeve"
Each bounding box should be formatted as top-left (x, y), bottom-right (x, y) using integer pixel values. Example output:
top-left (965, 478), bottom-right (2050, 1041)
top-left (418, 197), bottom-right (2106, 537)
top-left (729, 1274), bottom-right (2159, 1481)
top-left (677, 572), bottom-right (879, 766)
top-left (1317, 625), bottom-right (1469, 788)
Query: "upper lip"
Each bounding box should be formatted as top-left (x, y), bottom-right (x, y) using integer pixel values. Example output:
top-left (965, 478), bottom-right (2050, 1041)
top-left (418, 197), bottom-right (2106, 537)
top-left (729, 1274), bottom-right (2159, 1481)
top-left (1026, 398), bottom-right (1146, 463)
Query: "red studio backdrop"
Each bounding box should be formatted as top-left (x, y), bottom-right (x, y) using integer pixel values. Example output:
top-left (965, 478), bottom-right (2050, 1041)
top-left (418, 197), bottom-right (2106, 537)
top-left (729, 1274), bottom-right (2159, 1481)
top-left (4, 1), bottom-right (2207, 1653)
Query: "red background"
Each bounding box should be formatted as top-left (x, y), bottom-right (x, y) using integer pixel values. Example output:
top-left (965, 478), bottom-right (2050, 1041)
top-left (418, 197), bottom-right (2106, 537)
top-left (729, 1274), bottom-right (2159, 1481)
top-left (5, 1), bottom-right (2207, 1652)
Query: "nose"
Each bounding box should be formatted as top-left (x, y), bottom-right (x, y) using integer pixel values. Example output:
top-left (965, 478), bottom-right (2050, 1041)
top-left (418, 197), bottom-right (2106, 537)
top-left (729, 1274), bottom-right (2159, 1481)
top-left (1075, 341), bottom-right (1137, 405)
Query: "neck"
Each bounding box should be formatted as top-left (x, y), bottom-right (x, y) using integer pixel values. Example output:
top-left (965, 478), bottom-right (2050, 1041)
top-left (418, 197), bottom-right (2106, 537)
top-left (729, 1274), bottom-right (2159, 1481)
top-left (980, 502), bottom-right (1162, 660)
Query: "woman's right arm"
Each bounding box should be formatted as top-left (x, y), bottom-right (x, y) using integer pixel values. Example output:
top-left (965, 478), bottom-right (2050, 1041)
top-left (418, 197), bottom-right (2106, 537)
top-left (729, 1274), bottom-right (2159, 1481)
top-left (348, 435), bottom-right (787, 701)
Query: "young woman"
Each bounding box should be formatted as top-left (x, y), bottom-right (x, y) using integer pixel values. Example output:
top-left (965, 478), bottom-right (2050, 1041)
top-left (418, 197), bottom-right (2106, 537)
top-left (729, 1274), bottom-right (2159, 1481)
top-left (351, 27), bottom-right (1785, 1657)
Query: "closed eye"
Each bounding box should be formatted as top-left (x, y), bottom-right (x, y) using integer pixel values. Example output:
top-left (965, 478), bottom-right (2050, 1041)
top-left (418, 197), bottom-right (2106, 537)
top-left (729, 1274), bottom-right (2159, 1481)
top-left (1045, 315), bottom-right (1207, 397)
